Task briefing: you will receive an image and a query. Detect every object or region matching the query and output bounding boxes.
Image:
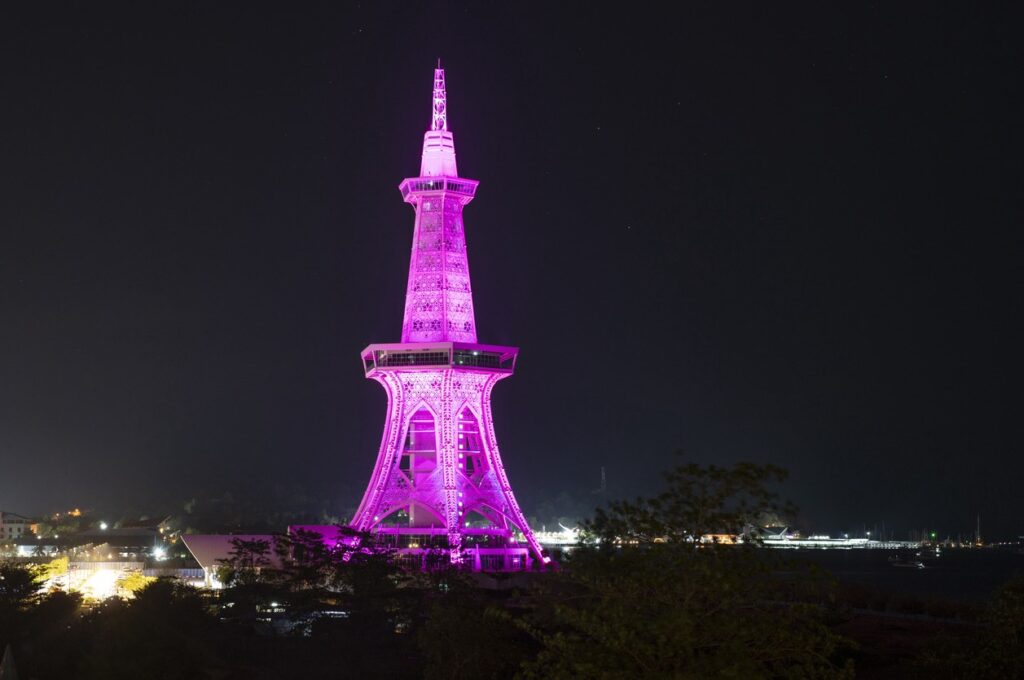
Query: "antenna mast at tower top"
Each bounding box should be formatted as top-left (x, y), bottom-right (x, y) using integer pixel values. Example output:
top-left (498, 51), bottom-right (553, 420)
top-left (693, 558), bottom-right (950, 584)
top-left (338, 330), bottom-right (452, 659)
top-left (431, 64), bottom-right (447, 131)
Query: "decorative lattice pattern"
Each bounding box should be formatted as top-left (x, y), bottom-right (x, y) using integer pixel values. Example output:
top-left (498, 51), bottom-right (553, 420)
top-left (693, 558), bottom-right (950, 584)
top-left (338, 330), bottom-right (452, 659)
top-left (401, 196), bottom-right (477, 343)
top-left (351, 368), bottom-right (546, 566)
top-left (457, 407), bottom-right (487, 484)
top-left (431, 67), bottom-right (447, 132)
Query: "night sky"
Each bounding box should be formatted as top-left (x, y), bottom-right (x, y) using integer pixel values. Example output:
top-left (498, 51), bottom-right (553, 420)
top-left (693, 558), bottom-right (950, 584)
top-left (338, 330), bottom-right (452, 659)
top-left (2, 4), bottom-right (1020, 537)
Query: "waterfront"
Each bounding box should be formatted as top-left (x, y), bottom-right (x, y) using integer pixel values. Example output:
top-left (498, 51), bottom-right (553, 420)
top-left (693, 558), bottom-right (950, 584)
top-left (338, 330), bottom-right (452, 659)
top-left (793, 548), bottom-right (1024, 602)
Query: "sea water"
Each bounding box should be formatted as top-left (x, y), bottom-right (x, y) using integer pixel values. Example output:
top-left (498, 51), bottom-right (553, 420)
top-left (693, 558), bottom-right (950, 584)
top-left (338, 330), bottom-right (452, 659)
top-left (790, 548), bottom-right (1024, 602)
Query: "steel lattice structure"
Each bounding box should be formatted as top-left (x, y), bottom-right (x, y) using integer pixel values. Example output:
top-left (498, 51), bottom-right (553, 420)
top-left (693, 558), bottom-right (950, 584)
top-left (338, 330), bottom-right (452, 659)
top-left (349, 66), bottom-right (551, 571)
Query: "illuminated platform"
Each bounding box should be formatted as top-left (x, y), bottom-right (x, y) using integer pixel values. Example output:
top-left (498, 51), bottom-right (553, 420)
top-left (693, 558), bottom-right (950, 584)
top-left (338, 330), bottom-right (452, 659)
top-left (361, 342), bottom-right (517, 374)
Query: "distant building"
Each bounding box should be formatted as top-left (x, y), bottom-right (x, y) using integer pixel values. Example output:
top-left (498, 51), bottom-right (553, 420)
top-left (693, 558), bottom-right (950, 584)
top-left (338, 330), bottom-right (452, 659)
top-left (0, 512), bottom-right (33, 542)
top-left (76, 528), bottom-right (162, 558)
top-left (180, 534), bottom-right (280, 588)
top-left (118, 515), bottom-right (172, 531)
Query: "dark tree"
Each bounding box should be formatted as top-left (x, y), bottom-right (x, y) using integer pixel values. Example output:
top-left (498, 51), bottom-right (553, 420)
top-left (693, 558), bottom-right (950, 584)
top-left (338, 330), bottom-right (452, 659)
top-left (586, 459), bottom-right (795, 544)
top-left (0, 562), bottom-right (44, 656)
top-left (81, 579), bottom-right (222, 680)
top-left (416, 573), bottom-right (537, 680)
top-left (0, 563), bottom-right (42, 611)
top-left (214, 537), bottom-right (287, 626)
top-left (519, 461), bottom-right (853, 679)
top-left (914, 574), bottom-right (1024, 679)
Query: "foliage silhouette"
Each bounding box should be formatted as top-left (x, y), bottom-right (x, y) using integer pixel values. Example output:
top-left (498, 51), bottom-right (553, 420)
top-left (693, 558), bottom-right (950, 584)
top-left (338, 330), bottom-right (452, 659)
top-left (585, 458), bottom-right (795, 545)
top-left (519, 461), bottom-right (854, 679)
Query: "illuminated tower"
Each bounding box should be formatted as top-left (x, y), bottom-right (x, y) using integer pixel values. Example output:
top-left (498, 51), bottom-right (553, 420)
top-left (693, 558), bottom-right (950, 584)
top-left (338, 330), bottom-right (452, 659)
top-left (351, 65), bottom-right (550, 571)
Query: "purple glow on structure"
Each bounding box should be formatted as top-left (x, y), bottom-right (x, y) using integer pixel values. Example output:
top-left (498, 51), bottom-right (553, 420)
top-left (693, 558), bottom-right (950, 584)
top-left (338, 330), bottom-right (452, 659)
top-left (430, 64), bottom-right (447, 132)
top-left (350, 66), bottom-right (551, 571)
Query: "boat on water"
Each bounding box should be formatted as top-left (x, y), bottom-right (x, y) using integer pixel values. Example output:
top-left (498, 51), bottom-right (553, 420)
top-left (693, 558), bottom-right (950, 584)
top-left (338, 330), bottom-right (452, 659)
top-left (888, 547), bottom-right (936, 568)
top-left (888, 554), bottom-right (926, 568)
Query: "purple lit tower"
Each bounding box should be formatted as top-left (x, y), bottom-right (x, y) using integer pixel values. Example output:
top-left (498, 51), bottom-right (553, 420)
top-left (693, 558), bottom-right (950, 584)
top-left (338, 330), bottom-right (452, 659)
top-left (351, 66), bottom-right (550, 571)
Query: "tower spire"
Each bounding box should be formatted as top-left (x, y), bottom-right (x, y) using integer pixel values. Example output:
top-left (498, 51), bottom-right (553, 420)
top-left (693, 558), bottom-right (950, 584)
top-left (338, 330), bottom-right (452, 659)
top-left (431, 64), bottom-right (447, 132)
top-left (420, 64), bottom-right (457, 177)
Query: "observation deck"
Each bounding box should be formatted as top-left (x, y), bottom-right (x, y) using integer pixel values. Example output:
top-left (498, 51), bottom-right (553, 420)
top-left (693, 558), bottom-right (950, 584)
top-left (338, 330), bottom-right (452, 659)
top-left (361, 342), bottom-right (517, 376)
top-left (399, 176), bottom-right (479, 203)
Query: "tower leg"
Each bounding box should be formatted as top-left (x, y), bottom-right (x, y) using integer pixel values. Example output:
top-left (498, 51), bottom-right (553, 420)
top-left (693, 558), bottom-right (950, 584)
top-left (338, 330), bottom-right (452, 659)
top-left (351, 368), bottom-right (551, 570)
